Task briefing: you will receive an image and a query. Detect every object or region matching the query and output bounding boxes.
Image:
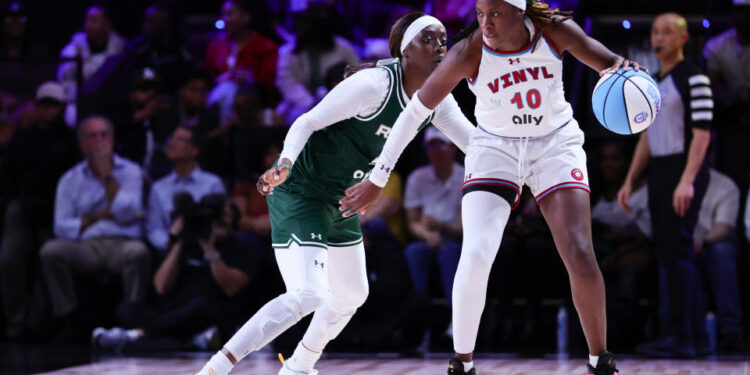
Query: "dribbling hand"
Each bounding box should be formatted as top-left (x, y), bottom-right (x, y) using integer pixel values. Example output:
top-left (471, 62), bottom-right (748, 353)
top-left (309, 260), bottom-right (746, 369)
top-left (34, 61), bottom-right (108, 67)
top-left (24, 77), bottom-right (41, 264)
top-left (599, 58), bottom-right (648, 76)
top-left (257, 158), bottom-right (292, 196)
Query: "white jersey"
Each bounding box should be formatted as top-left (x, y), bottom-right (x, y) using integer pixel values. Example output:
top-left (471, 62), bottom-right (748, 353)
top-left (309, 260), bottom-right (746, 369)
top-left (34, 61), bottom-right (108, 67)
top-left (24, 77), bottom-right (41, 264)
top-left (467, 17), bottom-right (574, 137)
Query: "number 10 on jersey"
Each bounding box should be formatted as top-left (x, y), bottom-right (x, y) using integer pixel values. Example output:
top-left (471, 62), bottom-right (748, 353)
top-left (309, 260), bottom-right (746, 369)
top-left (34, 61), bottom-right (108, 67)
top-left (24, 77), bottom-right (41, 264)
top-left (511, 89), bottom-right (542, 109)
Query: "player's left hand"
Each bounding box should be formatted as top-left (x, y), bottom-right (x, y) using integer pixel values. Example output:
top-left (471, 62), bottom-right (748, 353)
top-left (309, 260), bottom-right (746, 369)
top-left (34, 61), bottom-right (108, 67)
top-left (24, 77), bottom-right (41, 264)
top-left (673, 181), bottom-right (694, 217)
top-left (339, 179), bottom-right (383, 218)
top-left (257, 158), bottom-right (292, 196)
top-left (599, 58), bottom-right (648, 76)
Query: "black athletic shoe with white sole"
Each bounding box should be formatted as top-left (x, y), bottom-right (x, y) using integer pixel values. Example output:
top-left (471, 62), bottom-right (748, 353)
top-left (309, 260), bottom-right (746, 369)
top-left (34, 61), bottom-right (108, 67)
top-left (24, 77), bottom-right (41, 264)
top-left (447, 357), bottom-right (476, 375)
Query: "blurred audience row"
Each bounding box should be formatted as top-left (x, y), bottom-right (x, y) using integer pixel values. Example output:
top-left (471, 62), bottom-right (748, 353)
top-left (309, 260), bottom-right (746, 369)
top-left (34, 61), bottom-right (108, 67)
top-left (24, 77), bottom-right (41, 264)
top-left (0, 0), bottom-right (748, 357)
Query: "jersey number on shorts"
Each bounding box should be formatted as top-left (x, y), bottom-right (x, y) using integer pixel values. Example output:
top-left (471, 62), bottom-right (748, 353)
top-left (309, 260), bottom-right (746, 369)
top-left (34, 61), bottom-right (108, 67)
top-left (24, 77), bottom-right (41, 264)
top-left (510, 89), bottom-right (542, 109)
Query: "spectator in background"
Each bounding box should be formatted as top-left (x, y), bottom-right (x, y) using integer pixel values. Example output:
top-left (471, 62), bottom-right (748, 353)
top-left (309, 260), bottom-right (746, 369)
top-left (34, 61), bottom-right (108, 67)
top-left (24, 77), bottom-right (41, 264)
top-left (77, 3), bottom-right (192, 122)
top-left (227, 84), bottom-right (287, 178)
top-left (591, 141), bottom-right (652, 347)
top-left (126, 3), bottom-right (193, 91)
top-left (168, 70), bottom-right (220, 132)
top-left (694, 168), bottom-right (744, 352)
top-left (402, 127), bottom-right (463, 348)
top-left (0, 82), bottom-right (78, 340)
top-left (619, 13), bottom-right (712, 357)
top-left (205, 0), bottom-right (279, 123)
top-left (275, 2), bottom-right (359, 124)
top-left (39, 116), bottom-right (149, 342)
top-left (703, 0), bottom-right (750, 238)
top-left (166, 71), bottom-right (223, 177)
top-left (0, 1), bottom-right (48, 60)
top-left (117, 68), bottom-right (173, 183)
top-left (57, 5), bottom-right (126, 127)
top-left (94, 196), bottom-right (255, 351)
top-left (360, 171), bottom-right (407, 245)
top-left (232, 143), bottom-right (276, 242)
top-left (147, 126), bottom-right (225, 254)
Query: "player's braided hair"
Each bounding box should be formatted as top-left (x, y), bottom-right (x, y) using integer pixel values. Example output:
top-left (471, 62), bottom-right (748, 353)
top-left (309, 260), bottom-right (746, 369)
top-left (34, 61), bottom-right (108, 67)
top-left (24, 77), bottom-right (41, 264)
top-left (447, 0), bottom-right (572, 46)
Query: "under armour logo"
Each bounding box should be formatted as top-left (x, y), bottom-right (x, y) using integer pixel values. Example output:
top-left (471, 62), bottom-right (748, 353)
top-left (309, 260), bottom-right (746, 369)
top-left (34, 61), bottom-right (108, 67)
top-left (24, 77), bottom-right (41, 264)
top-left (464, 173), bottom-right (472, 181)
top-left (379, 165), bottom-right (391, 173)
top-left (314, 259), bottom-right (325, 269)
top-left (311, 233), bottom-right (322, 240)
top-left (509, 58), bottom-right (520, 64)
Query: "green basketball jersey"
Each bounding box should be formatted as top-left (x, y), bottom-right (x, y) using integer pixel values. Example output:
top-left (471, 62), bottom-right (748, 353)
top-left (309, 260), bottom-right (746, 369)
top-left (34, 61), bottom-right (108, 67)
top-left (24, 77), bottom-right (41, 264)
top-left (278, 59), bottom-right (435, 204)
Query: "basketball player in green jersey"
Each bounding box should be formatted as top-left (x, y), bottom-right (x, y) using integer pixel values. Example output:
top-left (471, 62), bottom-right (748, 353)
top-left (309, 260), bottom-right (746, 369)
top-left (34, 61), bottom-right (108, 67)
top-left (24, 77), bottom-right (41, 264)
top-left (197, 12), bottom-right (476, 375)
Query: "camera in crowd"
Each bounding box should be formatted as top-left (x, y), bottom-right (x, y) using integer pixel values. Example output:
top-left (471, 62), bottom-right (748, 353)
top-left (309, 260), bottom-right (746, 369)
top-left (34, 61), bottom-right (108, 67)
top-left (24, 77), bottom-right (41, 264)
top-left (171, 192), bottom-right (227, 257)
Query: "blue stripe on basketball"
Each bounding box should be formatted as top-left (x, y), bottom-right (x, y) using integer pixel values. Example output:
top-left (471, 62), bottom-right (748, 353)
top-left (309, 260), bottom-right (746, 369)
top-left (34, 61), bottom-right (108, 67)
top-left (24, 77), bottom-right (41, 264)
top-left (602, 71), bottom-right (631, 134)
top-left (592, 72), bottom-right (619, 132)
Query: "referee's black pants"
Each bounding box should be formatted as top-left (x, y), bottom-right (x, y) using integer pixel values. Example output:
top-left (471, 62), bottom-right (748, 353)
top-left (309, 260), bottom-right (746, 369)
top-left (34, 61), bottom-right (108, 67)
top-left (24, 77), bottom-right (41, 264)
top-left (648, 154), bottom-right (709, 344)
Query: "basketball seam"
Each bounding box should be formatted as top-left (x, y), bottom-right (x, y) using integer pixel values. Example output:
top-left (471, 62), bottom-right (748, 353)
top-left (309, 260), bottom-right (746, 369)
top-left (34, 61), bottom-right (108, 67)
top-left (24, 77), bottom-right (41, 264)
top-left (622, 74), bottom-right (654, 132)
top-left (600, 70), bottom-right (625, 130)
top-left (622, 79), bottom-right (632, 134)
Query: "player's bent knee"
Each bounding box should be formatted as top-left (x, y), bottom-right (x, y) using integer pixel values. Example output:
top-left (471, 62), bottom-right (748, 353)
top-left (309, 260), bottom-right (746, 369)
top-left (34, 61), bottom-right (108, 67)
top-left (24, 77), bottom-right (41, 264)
top-left (281, 288), bottom-right (326, 317)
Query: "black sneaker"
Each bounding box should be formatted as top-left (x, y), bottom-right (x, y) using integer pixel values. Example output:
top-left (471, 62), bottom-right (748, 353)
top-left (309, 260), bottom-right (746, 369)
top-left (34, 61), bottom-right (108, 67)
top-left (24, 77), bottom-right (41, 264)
top-left (586, 351), bottom-right (619, 375)
top-left (447, 357), bottom-right (476, 375)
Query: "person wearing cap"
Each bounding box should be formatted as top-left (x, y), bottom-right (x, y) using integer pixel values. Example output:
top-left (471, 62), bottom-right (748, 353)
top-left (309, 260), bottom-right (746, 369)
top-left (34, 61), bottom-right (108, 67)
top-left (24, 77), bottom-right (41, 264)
top-left (0, 81), bottom-right (77, 340)
top-left (117, 67), bottom-right (173, 183)
top-left (402, 126), bottom-right (464, 349)
top-left (196, 12), bottom-right (476, 375)
top-left (0, 1), bottom-right (48, 60)
top-left (703, 0), bottom-right (750, 237)
top-left (340, 0), bottom-right (646, 372)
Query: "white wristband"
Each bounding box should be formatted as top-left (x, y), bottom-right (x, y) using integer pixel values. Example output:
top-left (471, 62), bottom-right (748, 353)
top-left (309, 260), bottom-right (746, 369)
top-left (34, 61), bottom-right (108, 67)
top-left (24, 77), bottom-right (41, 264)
top-left (368, 91), bottom-right (434, 188)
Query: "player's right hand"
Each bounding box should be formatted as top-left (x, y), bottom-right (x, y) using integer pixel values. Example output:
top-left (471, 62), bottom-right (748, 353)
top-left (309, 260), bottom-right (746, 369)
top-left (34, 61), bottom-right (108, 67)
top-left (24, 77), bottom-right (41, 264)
top-left (257, 158), bottom-right (292, 196)
top-left (617, 182), bottom-right (632, 213)
top-left (339, 179), bottom-right (383, 218)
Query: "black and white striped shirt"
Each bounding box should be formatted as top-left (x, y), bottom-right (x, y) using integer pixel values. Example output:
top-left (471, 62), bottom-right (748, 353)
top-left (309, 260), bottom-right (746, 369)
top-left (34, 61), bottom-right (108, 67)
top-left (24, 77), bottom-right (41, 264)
top-left (648, 60), bottom-right (713, 157)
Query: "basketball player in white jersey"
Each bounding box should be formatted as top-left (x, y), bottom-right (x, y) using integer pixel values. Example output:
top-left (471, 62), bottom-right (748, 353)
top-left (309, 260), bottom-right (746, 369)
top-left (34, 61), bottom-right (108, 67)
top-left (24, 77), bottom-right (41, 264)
top-left (341, 0), bottom-right (646, 374)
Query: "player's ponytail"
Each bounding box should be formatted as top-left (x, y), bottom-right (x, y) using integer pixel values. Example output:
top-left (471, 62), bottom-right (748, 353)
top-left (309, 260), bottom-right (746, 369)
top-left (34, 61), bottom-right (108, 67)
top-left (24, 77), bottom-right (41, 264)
top-left (526, 0), bottom-right (572, 26)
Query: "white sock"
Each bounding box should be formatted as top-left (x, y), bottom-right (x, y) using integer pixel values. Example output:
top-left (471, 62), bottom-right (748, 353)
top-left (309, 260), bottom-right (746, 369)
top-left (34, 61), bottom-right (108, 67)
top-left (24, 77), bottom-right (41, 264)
top-left (462, 361), bottom-right (474, 371)
top-left (589, 354), bottom-right (599, 368)
top-left (288, 341), bottom-right (322, 371)
top-left (197, 351), bottom-right (233, 375)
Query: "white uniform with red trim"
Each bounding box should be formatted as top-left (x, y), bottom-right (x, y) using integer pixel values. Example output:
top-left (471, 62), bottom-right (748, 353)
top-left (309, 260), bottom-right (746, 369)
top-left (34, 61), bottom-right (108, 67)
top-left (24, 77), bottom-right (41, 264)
top-left (462, 16), bottom-right (589, 205)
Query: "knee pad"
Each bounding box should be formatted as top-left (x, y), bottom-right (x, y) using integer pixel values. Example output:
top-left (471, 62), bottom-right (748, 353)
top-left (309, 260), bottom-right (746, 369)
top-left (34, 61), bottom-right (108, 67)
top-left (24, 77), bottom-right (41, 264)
top-left (280, 288), bottom-right (326, 318)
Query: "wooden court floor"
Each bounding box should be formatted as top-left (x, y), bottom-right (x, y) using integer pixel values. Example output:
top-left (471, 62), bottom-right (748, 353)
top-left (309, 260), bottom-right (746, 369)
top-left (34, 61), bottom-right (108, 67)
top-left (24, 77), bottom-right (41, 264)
top-left (37, 356), bottom-right (750, 375)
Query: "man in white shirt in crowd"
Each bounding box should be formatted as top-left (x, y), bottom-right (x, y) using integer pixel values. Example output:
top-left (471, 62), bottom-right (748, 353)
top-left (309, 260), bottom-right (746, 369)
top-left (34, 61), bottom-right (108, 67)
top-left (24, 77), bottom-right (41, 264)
top-left (694, 169), bottom-right (744, 352)
top-left (402, 126), bottom-right (464, 348)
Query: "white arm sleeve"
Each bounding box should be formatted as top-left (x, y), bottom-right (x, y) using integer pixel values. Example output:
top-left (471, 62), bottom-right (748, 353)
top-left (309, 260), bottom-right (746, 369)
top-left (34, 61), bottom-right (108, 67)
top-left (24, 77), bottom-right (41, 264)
top-left (431, 94), bottom-right (475, 154)
top-left (279, 68), bottom-right (390, 164)
top-left (368, 91), bottom-right (434, 187)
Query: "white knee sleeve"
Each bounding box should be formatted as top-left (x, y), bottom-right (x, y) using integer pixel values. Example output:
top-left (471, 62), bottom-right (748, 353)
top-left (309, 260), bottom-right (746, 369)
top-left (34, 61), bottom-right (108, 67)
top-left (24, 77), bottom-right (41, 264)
top-left (452, 191), bottom-right (511, 354)
top-left (301, 243), bottom-right (369, 352)
top-left (223, 244), bottom-right (328, 360)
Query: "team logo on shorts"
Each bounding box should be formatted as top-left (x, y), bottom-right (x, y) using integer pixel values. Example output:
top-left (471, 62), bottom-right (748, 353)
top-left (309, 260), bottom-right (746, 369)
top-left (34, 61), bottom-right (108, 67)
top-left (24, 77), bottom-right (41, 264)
top-left (571, 168), bottom-right (584, 181)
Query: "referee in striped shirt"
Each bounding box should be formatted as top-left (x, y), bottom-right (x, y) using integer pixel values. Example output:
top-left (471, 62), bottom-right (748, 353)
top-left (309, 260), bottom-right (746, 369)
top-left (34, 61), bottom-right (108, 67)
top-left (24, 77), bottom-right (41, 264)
top-left (618, 13), bottom-right (713, 357)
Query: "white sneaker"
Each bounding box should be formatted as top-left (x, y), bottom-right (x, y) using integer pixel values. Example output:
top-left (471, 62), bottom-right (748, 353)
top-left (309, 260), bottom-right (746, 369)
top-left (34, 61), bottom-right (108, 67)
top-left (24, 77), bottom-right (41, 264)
top-left (278, 355), bottom-right (318, 375)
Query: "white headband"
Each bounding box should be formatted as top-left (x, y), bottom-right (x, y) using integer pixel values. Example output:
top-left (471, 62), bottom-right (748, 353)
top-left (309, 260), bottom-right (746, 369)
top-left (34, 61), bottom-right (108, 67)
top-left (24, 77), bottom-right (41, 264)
top-left (504, 0), bottom-right (527, 11)
top-left (399, 15), bottom-right (445, 54)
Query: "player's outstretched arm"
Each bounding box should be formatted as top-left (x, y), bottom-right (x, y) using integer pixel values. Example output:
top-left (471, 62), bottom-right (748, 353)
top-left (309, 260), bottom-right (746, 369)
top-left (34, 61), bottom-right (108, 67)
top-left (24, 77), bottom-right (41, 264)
top-left (544, 18), bottom-right (647, 76)
top-left (339, 32), bottom-right (482, 218)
